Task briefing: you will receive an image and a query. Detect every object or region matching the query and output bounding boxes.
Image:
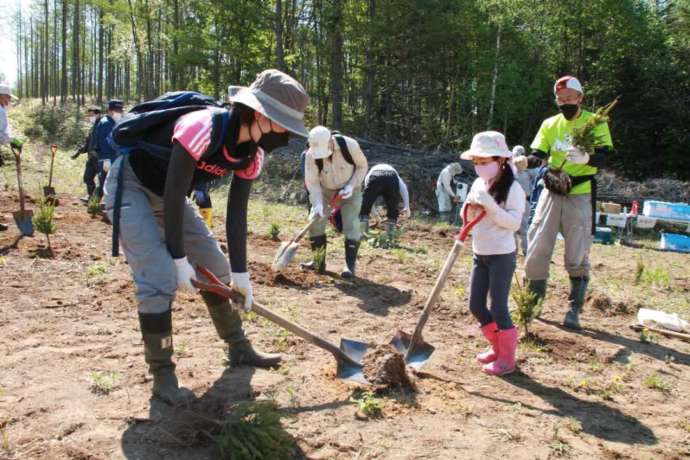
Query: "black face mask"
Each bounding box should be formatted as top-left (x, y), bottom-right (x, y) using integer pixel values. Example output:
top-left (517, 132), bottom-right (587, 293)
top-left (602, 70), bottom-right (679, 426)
top-left (258, 131), bottom-right (290, 153)
top-left (558, 104), bottom-right (579, 120)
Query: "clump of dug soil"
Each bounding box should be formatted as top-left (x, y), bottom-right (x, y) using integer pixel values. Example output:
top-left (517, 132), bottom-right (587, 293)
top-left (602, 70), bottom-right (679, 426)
top-left (362, 344), bottom-right (415, 390)
top-left (587, 292), bottom-right (630, 315)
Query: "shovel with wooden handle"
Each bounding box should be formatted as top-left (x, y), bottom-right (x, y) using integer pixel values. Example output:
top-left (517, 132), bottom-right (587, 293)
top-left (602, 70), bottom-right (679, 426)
top-left (11, 144), bottom-right (34, 236)
top-left (271, 195), bottom-right (342, 273)
top-left (191, 265), bottom-right (371, 384)
top-left (391, 204), bottom-right (486, 369)
top-left (43, 144), bottom-right (59, 205)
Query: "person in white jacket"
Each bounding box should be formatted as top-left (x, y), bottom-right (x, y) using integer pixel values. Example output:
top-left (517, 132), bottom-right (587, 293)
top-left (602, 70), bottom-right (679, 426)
top-left (460, 131), bottom-right (525, 377)
top-left (436, 162), bottom-right (463, 222)
top-left (0, 84), bottom-right (20, 232)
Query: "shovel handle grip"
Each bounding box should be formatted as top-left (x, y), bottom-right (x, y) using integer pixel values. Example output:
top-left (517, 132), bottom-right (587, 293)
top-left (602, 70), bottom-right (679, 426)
top-left (50, 144), bottom-right (58, 156)
top-left (456, 204), bottom-right (486, 242)
top-left (192, 265), bottom-right (360, 366)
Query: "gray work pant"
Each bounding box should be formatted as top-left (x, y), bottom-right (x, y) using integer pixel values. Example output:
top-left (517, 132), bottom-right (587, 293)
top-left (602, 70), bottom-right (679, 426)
top-left (104, 156), bottom-right (230, 314)
top-left (309, 186), bottom-right (363, 241)
top-left (525, 190), bottom-right (592, 280)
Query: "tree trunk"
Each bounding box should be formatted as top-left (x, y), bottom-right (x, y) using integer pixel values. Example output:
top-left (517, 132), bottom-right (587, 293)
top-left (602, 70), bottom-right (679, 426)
top-left (97, 7), bottom-right (104, 103)
top-left (127, 0), bottom-right (144, 101)
top-left (486, 24), bottom-right (501, 130)
top-left (275, 0), bottom-right (285, 71)
top-left (61, 0), bottom-right (67, 102)
top-left (72, 0), bottom-right (80, 104)
top-left (329, 0), bottom-right (344, 130)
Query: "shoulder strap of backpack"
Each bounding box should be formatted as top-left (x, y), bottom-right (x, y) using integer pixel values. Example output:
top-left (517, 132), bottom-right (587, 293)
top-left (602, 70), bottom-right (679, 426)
top-left (333, 134), bottom-right (354, 165)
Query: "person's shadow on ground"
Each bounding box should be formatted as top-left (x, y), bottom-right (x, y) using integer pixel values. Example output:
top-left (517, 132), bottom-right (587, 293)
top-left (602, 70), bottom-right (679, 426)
top-left (120, 366), bottom-right (307, 459)
top-left (539, 318), bottom-right (690, 366)
top-left (331, 275), bottom-right (412, 316)
top-left (474, 371), bottom-right (657, 446)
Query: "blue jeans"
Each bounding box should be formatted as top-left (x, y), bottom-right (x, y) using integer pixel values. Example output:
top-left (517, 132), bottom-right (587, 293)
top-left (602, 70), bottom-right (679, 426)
top-left (468, 252), bottom-right (516, 330)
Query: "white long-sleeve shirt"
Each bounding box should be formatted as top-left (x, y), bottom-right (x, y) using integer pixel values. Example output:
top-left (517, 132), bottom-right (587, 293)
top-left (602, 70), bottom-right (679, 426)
top-left (305, 135), bottom-right (368, 208)
top-left (464, 178), bottom-right (525, 255)
top-left (364, 164), bottom-right (410, 211)
top-left (437, 163), bottom-right (463, 197)
top-left (0, 106), bottom-right (11, 145)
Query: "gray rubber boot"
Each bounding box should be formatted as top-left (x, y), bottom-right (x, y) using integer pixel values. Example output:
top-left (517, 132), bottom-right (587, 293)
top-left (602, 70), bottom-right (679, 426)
top-left (140, 312), bottom-right (194, 405)
top-left (300, 235), bottom-right (327, 274)
top-left (564, 276), bottom-right (589, 330)
top-left (202, 292), bottom-right (282, 368)
top-left (341, 239), bottom-right (360, 279)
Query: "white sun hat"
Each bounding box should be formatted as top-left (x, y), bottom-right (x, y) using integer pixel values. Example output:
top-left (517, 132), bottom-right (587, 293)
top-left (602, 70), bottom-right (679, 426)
top-left (460, 131), bottom-right (512, 160)
top-left (307, 125), bottom-right (332, 159)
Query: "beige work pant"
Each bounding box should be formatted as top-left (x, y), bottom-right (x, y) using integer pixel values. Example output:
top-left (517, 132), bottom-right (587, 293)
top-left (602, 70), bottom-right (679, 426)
top-left (525, 190), bottom-right (592, 280)
top-left (309, 187), bottom-right (363, 241)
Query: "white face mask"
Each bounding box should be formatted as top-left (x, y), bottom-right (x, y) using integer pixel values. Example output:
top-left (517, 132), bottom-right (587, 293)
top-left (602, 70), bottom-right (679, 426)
top-left (88, 116), bottom-right (97, 123)
top-left (111, 112), bottom-right (122, 122)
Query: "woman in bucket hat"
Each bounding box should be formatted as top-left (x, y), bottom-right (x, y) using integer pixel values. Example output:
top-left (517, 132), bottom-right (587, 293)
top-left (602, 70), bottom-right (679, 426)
top-left (460, 131), bottom-right (525, 376)
top-left (103, 69), bottom-right (309, 405)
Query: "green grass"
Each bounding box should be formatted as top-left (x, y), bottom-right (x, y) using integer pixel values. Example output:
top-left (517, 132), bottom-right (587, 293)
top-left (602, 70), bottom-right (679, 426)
top-left (351, 391), bottom-right (383, 419)
top-left (89, 371), bottom-right (119, 395)
top-left (86, 261), bottom-right (108, 286)
top-left (644, 373), bottom-right (673, 392)
top-left (214, 401), bottom-right (294, 460)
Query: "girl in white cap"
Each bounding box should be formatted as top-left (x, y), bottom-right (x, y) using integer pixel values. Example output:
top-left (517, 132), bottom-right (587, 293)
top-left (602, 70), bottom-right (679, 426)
top-left (460, 131), bottom-right (525, 376)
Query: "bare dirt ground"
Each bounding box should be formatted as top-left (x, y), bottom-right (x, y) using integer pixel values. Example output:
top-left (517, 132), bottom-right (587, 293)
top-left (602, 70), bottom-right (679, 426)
top-left (1, 189), bottom-right (689, 459)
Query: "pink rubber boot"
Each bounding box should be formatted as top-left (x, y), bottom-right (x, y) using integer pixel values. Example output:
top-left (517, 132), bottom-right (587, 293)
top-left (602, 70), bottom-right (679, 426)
top-left (483, 327), bottom-right (518, 376)
top-left (476, 322), bottom-right (499, 364)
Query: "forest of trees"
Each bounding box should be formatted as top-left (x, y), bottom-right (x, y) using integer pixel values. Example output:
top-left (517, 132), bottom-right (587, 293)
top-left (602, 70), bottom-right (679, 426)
top-left (9, 0), bottom-right (690, 180)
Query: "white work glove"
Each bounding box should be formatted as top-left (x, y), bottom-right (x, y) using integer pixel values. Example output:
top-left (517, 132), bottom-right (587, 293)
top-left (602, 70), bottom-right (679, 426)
top-left (338, 183), bottom-right (354, 200)
top-left (566, 146), bottom-right (590, 165)
top-left (173, 257), bottom-right (197, 293)
top-left (230, 272), bottom-right (253, 312)
top-left (513, 155), bottom-right (528, 171)
top-left (309, 202), bottom-right (325, 220)
top-left (471, 189), bottom-right (500, 214)
top-left (101, 159), bottom-right (111, 172)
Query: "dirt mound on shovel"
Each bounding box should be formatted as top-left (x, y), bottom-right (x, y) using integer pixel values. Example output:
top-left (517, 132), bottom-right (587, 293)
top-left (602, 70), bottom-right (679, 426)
top-left (363, 344), bottom-right (415, 390)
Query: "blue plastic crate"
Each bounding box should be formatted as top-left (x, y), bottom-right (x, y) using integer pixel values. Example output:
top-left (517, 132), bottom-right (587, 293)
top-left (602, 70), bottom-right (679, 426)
top-left (660, 233), bottom-right (690, 253)
top-left (643, 200), bottom-right (690, 222)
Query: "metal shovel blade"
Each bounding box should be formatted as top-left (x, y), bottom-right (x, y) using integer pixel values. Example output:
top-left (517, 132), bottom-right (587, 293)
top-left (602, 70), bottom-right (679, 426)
top-left (271, 241), bottom-right (299, 273)
top-left (390, 330), bottom-right (435, 370)
top-left (336, 338), bottom-right (370, 384)
top-left (13, 210), bottom-right (34, 236)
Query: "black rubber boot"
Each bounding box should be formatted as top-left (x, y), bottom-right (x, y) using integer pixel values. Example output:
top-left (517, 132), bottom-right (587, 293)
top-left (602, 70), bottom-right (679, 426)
top-left (201, 292), bottom-right (282, 368)
top-left (300, 235), bottom-right (327, 274)
top-left (139, 311), bottom-right (193, 405)
top-left (341, 239), bottom-right (360, 279)
top-left (564, 276), bottom-right (589, 330)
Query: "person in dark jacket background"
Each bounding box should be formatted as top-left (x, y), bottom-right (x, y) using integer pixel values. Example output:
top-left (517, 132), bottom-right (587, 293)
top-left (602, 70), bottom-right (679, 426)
top-left (72, 105), bottom-right (103, 202)
top-left (93, 100), bottom-right (124, 199)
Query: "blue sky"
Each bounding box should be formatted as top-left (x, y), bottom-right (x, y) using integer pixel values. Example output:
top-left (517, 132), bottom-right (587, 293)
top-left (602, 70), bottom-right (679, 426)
top-left (0, 0), bottom-right (31, 87)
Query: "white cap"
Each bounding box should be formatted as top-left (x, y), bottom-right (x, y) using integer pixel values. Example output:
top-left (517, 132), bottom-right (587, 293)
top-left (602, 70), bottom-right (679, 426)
top-left (460, 131), bottom-right (512, 160)
top-left (512, 145), bottom-right (525, 156)
top-left (0, 84), bottom-right (11, 97)
top-left (307, 125), bottom-right (332, 160)
top-left (553, 76), bottom-right (583, 95)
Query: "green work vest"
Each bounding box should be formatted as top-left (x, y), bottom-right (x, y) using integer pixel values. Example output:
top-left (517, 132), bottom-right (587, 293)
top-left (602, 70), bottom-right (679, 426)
top-left (530, 110), bottom-right (613, 195)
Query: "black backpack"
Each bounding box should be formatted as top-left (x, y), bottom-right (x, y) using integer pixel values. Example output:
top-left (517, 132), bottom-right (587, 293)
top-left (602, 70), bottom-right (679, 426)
top-left (110, 91), bottom-right (229, 160)
top-left (315, 132), bottom-right (354, 172)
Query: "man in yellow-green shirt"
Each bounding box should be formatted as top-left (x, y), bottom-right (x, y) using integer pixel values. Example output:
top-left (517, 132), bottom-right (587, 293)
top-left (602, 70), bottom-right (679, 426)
top-left (514, 76), bottom-right (613, 330)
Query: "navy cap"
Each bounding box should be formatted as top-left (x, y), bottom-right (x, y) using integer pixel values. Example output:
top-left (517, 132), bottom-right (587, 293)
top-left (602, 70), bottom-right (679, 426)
top-left (108, 99), bottom-right (124, 111)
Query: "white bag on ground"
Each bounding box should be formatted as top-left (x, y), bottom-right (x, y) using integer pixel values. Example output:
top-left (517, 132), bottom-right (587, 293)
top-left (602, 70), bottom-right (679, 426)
top-left (637, 308), bottom-right (689, 333)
